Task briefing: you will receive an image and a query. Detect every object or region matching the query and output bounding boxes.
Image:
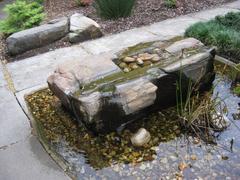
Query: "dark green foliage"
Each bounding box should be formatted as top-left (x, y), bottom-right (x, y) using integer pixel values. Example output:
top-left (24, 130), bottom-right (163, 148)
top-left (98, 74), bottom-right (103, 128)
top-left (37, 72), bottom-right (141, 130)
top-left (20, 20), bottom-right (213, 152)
top-left (164, 0), bottom-right (177, 8)
top-left (185, 12), bottom-right (240, 63)
top-left (94, 0), bottom-right (136, 19)
top-left (215, 12), bottom-right (240, 31)
top-left (0, 0), bottom-right (45, 35)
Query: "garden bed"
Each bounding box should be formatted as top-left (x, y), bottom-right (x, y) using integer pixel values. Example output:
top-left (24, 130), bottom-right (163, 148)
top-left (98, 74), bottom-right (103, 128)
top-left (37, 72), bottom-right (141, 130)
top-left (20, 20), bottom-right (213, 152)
top-left (44, 0), bottom-right (234, 34)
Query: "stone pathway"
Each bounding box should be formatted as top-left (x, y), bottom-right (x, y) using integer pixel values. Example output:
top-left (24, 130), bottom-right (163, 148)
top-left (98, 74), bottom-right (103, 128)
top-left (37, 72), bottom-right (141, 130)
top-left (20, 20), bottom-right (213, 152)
top-left (0, 1), bottom-right (239, 179)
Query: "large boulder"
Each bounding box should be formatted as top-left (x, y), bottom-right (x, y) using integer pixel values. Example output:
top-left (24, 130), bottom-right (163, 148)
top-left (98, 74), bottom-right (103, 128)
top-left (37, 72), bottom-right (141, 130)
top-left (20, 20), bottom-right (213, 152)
top-left (68, 13), bottom-right (103, 43)
top-left (48, 37), bottom-right (216, 133)
top-left (7, 17), bottom-right (69, 55)
top-left (47, 52), bottom-right (121, 109)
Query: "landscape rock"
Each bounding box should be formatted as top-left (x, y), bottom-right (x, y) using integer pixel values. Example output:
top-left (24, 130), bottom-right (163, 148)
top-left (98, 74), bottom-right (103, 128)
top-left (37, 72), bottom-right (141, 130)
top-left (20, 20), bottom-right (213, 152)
top-left (68, 13), bottom-right (102, 43)
top-left (115, 78), bottom-right (157, 115)
top-left (47, 52), bottom-right (121, 109)
top-left (7, 17), bottom-right (69, 55)
top-left (165, 38), bottom-right (204, 54)
top-left (131, 128), bottom-right (151, 147)
top-left (48, 37), bottom-right (216, 133)
top-left (211, 112), bottom-right (230, 131)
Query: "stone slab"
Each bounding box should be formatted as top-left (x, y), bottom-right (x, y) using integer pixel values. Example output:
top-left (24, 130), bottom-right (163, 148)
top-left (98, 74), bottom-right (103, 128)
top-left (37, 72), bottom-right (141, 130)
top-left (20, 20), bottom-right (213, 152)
top-left (47, 52), bottom-right (121, 108)
top-left (0, 86), bottom-right (30, 147)
top-left (143, 16), bottom-right (201, 37)
top-left (224, 1), bottom-right (240, 9)
top-left (7, 46), bottom-right (89, 92)
top-left (81, 27), bottom-right (161, 55)
top-left (0, 136), bottom-right (70, 180)
top-left (188, 7), bottom-right (240, 21)
top-left (7, 17), bottom-right (69, 55)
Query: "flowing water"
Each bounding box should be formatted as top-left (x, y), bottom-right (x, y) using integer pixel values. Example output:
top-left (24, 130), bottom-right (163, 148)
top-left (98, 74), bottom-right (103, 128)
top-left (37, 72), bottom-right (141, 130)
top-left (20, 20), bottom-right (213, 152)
top-left (26, 63), bottom-right (240, 179)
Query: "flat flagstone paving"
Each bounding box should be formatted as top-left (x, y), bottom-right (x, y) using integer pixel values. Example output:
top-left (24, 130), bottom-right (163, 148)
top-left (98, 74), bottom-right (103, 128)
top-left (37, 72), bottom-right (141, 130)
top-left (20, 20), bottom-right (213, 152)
top-left (0, 136), bottom-right (69, 180)
top-left (0, 63), bottom-right (69, 180)
top-left (225, 1), bottom-right (240, 9)
top-left (7, 46), bottom-right (89, 92)
top-left (143, 16), bottom-right (201, 37)
top-left (80, 27), bottom-right (162, 55)
top-left (188, 7), bottom-right (240, 20)
top-left (0, 1), bottom-right (240, 179)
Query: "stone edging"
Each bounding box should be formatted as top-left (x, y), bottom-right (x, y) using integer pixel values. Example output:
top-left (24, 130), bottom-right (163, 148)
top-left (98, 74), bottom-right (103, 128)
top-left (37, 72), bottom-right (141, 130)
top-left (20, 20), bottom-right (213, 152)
top-left (6, 13), bottom-right (103, 56)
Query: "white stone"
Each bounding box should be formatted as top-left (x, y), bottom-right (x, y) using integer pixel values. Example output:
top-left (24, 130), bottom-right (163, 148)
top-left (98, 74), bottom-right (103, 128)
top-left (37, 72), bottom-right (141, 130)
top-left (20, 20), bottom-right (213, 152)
top-left (131, 128), bottom-right (151, 147)
top-left (69, 13), bottom-right (102, 43)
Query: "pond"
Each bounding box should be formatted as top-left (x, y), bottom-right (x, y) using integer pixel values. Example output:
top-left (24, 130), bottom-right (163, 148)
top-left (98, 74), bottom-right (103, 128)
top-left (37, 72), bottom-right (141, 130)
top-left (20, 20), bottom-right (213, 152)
top-left (26, 62), bottom-right (240, 179)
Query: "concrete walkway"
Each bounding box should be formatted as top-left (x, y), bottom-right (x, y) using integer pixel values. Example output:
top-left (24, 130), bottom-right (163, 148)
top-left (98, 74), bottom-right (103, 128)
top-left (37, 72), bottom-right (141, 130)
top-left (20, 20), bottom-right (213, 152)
top-left (0, 1), bottom-right (239, 179)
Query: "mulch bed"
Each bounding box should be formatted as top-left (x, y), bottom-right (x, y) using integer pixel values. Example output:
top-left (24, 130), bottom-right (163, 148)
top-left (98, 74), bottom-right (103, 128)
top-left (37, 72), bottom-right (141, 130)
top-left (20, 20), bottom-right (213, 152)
top-left (44, 0), bottom-right (234, 34)
top-left (0, 0), bottom-right (235, 62)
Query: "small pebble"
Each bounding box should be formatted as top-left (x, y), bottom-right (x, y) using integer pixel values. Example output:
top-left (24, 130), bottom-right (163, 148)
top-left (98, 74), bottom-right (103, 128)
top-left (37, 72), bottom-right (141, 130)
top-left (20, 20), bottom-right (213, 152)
top-left (136, 58), bottom-right (144, 65)
top-left (178, 162), bottom-right (188, 171)
top-left (123, 67), bottom-right (130, 73)
top-left (123, 56), bottom-right (135, 63)
top-left (191, 154), bottom-right (197, 160)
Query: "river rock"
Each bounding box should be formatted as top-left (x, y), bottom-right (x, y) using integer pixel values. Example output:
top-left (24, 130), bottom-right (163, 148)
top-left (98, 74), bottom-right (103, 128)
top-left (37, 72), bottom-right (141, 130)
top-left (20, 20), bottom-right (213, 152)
top-left (151, 54), bottom-right (161, 62)
top-left (211, 112), bottom-right (230, 131)
top-left (68, 13), bottom-right (102, 43)
top-left (136, 58), bottom-right (144, 65)
top-left (129, 63), bottom-right (139, 70)
top-left (138, 53), bottom-right (154, 61)
top-left (7, 17), bottom-right (69, 55)
top-left (123, 56), bottom-right (136, 63)
top-left (123, 67), bottom-right (131, 73)
top-left (131, 128), bottom-right (151, 147)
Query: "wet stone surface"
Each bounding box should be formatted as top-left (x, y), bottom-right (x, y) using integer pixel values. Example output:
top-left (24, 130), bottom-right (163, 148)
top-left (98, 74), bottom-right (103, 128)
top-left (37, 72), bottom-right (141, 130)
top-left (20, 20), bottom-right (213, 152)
top-left (26, 63), bottom-right (240, 179)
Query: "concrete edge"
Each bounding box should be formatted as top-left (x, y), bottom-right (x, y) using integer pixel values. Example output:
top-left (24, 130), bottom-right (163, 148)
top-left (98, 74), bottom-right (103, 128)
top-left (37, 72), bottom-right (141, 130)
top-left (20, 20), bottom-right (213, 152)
top-left (15, 84), bottom-right (73, 180)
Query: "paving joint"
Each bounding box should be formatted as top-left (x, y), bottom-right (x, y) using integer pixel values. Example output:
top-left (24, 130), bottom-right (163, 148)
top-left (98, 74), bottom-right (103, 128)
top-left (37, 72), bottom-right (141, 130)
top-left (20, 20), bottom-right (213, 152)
top-left (1, 61), bottom-right (15, 93)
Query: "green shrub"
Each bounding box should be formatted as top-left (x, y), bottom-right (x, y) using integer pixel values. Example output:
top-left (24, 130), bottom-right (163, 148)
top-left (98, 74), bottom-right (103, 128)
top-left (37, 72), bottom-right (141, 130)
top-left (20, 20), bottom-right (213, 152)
top-left (94, 0), bottom-right (135, 19)
top-left (185, 13), bottom-right (240, 63)
top-left (0, 0), bottom-right (45, 35)
top-left (215, 12), bottom-right (240, 31)
top-left (164, 0), bottom-right (176, 8)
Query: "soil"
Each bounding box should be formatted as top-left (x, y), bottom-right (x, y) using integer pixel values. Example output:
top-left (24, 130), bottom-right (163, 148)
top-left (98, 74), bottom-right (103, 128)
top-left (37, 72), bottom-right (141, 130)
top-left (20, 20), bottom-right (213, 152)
top-left (44, 0), bottom-right (234, 34)
top-left (0, 0), bottom-right (235, 62)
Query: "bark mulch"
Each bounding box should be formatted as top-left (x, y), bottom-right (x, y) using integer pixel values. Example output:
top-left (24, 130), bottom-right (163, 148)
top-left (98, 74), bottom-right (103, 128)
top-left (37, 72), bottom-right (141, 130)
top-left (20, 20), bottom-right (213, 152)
top-left (44, 0), bottom-right (234, 34)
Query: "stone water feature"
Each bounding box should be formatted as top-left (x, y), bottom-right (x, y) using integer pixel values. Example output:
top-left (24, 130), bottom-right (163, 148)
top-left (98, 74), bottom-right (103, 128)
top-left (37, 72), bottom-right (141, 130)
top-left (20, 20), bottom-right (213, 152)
top-left (48, 37), bottom-right (216, 133)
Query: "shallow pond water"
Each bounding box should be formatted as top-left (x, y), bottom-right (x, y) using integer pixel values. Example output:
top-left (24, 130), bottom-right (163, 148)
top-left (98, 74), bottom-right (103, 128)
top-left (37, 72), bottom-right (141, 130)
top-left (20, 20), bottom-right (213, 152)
top-left (26, 64), bottom-right (240, 179)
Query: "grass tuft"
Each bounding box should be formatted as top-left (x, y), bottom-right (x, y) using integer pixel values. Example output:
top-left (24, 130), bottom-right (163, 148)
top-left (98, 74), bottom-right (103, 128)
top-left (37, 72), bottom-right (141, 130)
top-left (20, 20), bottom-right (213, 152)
top-left (185, 12), bottom-right (240, 63)
top-left (94, 0), bottom-right (135, 20)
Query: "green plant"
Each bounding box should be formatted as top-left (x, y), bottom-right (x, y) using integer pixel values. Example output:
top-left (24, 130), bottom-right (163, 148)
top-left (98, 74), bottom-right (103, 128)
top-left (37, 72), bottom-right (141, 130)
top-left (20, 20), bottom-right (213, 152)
top-left (185, 13), bottom-right (240, 63)
top-left (215, 12), bottom-right (240, 31)
top-left (164, 0), bottom-right (177, 8)
top-left (94, 0), bottom-right (135, 19)
top-left (175, 70), bottom-right (228, 141)
top-left (76, 0), bottom-right (92, 6)
top-left (233, 85), bottom-right (240, 96)
top-left (0, 0), bottom-right (45, 35)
